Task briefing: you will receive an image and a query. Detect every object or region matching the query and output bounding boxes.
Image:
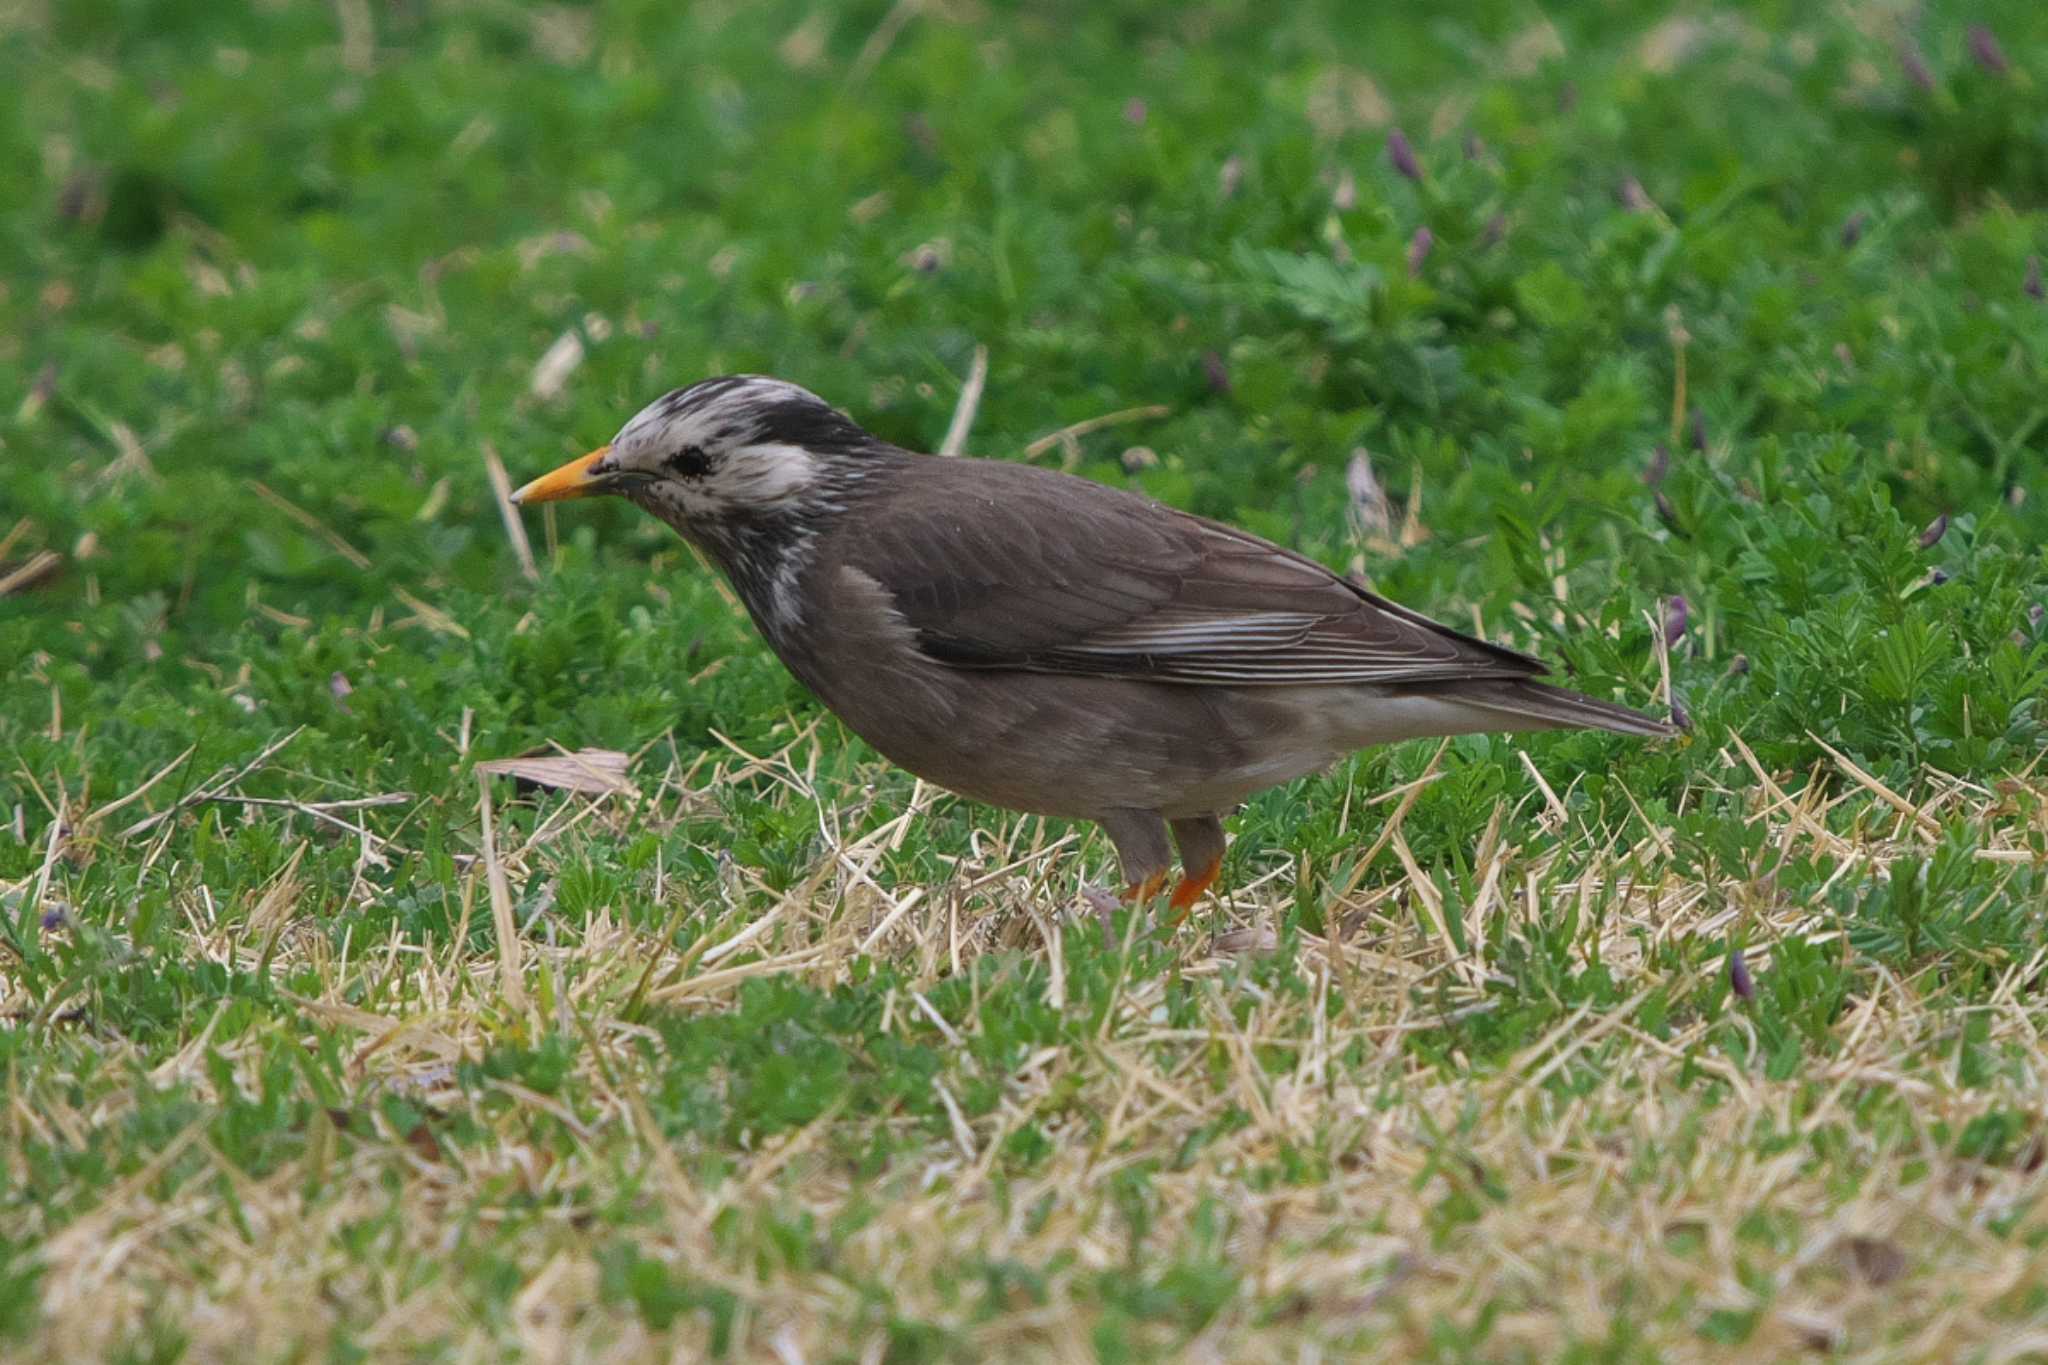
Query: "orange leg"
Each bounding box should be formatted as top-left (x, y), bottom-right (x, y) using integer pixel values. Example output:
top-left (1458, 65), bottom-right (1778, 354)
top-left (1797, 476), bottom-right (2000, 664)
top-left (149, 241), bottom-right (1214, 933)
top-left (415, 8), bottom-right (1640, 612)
top-left (1166, 854), bottom-right (1223, 922)
top-left (1122, 870), bottom-right (1170, 904)
top-left (1165, 815), bottom-right (1227, 924)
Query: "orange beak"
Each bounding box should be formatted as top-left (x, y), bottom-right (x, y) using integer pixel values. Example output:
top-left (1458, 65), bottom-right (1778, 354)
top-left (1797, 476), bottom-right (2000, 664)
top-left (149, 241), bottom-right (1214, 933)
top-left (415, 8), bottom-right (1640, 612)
top-left (510, 445), bottom-right (612, 505)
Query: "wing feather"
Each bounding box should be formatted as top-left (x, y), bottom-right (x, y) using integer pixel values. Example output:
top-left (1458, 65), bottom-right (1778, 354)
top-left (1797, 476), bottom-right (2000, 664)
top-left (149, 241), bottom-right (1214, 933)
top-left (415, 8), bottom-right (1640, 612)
top-left (835, 456), bottom-right (1545, 688)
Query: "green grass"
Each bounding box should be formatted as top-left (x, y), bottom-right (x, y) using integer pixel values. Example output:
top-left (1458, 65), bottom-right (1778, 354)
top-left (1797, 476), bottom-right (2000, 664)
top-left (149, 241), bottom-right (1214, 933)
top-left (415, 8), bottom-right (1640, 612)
top-left (5, 0), bottom-right (2048, 1358)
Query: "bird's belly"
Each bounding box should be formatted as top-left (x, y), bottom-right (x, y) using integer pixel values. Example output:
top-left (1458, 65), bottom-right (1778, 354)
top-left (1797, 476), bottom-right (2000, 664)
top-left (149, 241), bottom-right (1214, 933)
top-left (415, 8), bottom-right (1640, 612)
top-left (808, 667), bottom-right (1469, 821)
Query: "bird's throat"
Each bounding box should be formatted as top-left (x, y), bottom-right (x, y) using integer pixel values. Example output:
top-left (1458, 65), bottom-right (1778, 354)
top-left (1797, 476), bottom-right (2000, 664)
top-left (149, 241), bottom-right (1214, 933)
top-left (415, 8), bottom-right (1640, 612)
top-left (689, 511), bottom-right (822, 650)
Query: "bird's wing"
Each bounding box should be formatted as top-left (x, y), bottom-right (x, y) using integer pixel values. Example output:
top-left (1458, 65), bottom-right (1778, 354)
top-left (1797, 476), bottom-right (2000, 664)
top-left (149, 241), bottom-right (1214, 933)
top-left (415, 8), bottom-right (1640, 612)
top-left (838, 458), bottom-right (1547, 687)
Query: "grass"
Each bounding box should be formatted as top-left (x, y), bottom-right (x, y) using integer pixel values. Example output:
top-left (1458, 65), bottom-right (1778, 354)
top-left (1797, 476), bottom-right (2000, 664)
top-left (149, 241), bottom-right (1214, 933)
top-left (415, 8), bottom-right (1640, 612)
top-left (4, 0), bottom-right (2048, 1358)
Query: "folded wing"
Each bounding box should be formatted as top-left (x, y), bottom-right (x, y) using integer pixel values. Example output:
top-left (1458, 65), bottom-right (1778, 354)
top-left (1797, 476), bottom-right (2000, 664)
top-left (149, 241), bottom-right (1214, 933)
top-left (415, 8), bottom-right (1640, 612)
top-left (839, 458), bottom-right (1547, 689)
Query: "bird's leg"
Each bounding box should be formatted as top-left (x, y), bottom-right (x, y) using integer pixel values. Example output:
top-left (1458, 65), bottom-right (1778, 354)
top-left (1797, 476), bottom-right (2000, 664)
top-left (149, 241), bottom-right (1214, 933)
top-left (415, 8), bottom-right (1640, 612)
top-left (1097, 809), bottom-right (1172, 904)
top-left (1167, 814), bottom-right (1226, 921)
top-left (1129, 871), bottom-right (1169, 903)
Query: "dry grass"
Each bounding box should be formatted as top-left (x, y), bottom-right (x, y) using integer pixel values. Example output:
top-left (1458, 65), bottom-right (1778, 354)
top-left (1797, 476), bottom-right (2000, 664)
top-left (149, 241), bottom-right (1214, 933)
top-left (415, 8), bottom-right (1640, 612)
top-left (11, 724), bottom-right (2048, 1361)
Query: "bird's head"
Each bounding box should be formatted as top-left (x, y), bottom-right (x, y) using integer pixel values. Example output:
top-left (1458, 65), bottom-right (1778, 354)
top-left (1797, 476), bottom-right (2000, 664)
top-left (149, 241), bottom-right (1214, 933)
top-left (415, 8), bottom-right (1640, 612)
top-left (511, 376), bottom-right (878, 534)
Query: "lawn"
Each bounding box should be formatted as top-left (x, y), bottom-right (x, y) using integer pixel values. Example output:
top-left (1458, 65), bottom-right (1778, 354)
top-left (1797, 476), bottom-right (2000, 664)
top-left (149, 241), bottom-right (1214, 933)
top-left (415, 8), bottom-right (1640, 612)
top-left (4, 0), bottom-right (2048, 1358)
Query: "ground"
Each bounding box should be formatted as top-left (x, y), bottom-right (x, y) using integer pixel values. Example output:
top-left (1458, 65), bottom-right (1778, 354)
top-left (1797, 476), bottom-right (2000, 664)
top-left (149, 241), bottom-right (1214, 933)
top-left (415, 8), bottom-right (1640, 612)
top-left (4, 1), bottom-right (2048, 1360)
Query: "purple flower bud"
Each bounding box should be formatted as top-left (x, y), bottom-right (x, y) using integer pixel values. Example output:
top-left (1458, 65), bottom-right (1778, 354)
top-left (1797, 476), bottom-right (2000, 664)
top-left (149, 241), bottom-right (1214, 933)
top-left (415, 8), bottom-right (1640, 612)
top-left (2028, 603), bottom-right (2046, 633)
top-left (1967, 25), bottom-right (2010, 77)
top-left (1670, 694), bottom-right (1693, 732)
top-left (57, 170), bottom-right (96, 222)
top-left (1386, 128), bottom-right (1421, 181)
top-left (1406, 226), bottom-right (1433, 278)
top-left (1729, 947), bottom-right (1754, 1001)
top-left (1201, 350), bottom-right (1230, 395)
top-left (1619, 177), bottom-right (1652, 213)
top-left (1654, 490), bottom-right (1680, 529)
top-left (1899, 42), bottom-right (1935, 91)
top-left (1664, 595), bottom-right (1689, 647)
top-left (1918, 512), bottom-right (1948, 549)
top-left (1644, 444), bottom-right (1670, 486)
top-left (1841, 210), bottom-right (1868, 248)
top-left (2026, 255), bottom-right (2043, 301)
top-left (1926, 567), bottom-right (1951, 587)
top-left (41, 906), bottom-right (67, 931)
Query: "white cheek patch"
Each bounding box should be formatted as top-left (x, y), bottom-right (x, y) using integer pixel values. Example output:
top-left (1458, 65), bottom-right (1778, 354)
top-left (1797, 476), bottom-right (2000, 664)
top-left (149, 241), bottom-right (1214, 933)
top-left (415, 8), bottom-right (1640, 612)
top-left (637, 440), bottom-right (825, 521)
top-left (713, 442), bottom-right (818, 507)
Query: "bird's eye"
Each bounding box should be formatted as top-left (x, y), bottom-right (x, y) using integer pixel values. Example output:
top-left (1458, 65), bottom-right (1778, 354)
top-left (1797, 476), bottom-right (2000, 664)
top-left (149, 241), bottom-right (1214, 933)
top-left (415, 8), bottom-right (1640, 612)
top-left (667, 445), bottom-right (712, 479)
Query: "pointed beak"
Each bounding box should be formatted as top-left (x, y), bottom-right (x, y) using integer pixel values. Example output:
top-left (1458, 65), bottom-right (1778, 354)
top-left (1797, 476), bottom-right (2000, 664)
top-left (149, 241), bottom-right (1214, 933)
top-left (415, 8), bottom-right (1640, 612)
top-left (510, 445), bottom-right (612, 505)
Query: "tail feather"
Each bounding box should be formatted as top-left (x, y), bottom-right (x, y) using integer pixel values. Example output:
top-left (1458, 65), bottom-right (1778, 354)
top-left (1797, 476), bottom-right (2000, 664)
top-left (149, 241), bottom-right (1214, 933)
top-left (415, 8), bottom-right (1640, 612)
top-left (1452, 678), bottom-right (1679, 740)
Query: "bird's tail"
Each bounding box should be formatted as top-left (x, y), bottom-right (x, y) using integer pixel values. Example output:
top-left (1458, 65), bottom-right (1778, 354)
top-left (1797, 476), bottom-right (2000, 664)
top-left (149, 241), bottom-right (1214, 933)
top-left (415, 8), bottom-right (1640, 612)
top-left (1452, 678), bottom-right (1679, 740)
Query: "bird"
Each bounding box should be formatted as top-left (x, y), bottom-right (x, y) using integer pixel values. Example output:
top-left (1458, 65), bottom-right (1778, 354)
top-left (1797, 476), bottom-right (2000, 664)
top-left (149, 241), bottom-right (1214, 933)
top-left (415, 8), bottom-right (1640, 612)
top-left (512, 376), bottom-right (1674, 916)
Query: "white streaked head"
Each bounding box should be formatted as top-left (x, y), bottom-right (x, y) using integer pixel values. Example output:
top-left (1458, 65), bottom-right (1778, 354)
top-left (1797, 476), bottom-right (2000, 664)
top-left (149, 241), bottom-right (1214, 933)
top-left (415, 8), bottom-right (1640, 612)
top-left (590, 375), bottom-right (874, 524)
top-left (510, 376), bottom-right (888, 638)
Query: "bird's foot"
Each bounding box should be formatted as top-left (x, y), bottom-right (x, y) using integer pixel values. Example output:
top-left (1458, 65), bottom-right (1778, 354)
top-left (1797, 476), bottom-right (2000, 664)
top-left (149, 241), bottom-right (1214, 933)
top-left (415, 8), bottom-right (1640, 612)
top-left (1166, 856), bottom-right (1222, 923)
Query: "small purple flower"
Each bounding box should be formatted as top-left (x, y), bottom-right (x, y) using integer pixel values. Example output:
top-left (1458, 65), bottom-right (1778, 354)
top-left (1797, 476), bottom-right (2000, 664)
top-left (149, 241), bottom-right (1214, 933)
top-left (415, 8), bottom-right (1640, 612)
top-left (1899, 41), bottom-right (1935, 92)
top-left (2027, 603), bottom-right (2045, 633)
top-left (1918, 512), bottom-right (1948, 549)
top-left (1967, 25), bottom-right (2010, 77)
top-left (1664, 595), bottom-right (1690, 647)
top-left (1841, 210), bottom-right (1868, 249)
top-left (1729, 947), bottom-right (1754, 1001)
top-left (1201, 350), bottom-right (1231, 395)
top-left (1386, 128), bottom-right (1421, 181)
top-left (41, 906), bottom-right (67, 932)
top-left (1643, 444), bottom-right (1670, 486)
top-left (1406, 226), bottom-right (1433, 278)
top-left (57, 170), bottom-right (97, 222)
top-left (1619, 177), bottom-right (1652, 213)
top-left (1670, 694), bottom-right (1693, 732)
